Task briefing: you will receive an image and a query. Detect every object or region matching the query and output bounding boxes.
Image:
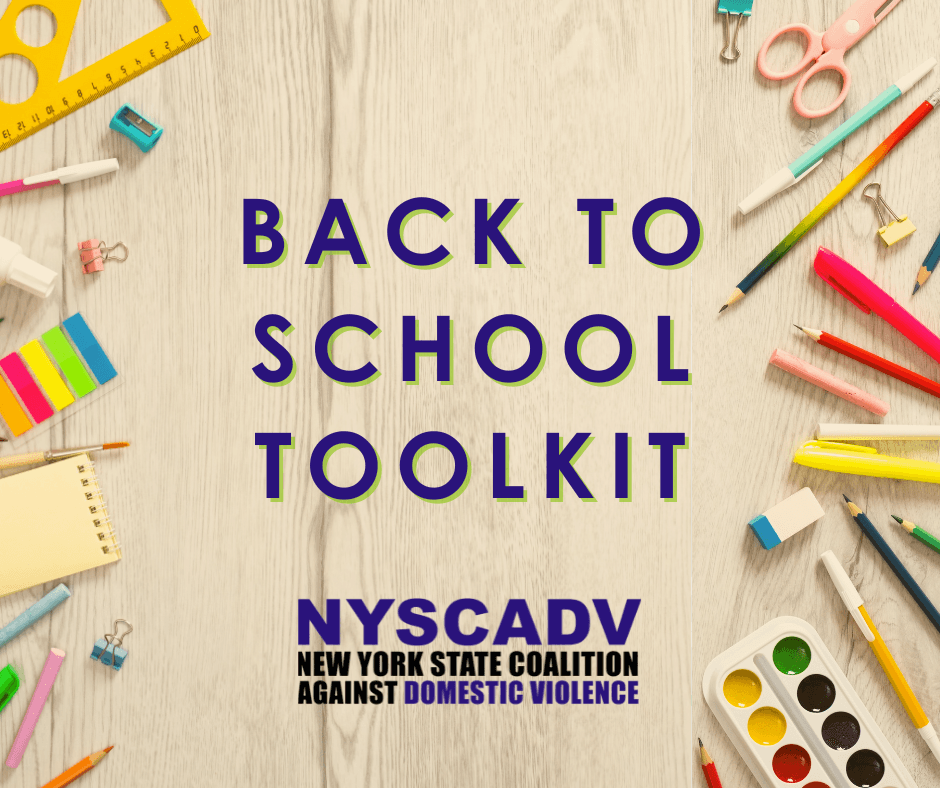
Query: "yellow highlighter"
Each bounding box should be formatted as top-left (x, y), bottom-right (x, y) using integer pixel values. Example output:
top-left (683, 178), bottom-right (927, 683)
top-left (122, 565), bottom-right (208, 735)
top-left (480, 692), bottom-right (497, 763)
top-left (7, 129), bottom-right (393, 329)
top-left (821, 551), bottom-right (940, 765)
top-left (795, 441), bottom-right (940, 484)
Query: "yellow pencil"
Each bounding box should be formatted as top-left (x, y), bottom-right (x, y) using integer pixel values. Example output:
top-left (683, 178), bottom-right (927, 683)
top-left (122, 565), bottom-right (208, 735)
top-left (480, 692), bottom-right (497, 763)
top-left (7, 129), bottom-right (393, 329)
top-left (821, 551), bottom-right (940, 765)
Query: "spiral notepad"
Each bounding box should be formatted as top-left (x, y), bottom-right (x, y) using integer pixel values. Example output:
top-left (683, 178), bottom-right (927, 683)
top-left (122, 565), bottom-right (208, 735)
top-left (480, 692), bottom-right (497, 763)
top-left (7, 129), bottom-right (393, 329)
top-left (0, 453), bottom-right (120, 597)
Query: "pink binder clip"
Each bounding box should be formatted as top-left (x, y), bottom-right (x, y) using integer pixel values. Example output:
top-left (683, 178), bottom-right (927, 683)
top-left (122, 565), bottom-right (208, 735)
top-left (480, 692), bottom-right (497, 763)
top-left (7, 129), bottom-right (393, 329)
top-left (77, 239), bottom-right (128, 274)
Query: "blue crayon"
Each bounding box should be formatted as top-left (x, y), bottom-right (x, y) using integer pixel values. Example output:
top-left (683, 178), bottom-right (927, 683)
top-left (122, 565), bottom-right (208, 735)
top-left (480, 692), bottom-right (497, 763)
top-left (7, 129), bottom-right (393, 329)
top-left (0, 584), bottom-right (71, 651)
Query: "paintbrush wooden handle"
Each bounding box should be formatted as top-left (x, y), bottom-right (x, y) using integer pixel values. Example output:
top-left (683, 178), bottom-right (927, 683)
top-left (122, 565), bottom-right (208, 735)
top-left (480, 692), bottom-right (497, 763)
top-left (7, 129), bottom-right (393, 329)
top-left (0, 452), bottom-right (45, 469)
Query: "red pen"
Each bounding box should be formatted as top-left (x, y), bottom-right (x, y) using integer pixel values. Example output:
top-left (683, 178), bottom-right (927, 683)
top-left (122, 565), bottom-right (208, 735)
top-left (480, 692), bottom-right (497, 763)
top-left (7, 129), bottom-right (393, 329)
top-left (814, 247), bottom-right (940, 365)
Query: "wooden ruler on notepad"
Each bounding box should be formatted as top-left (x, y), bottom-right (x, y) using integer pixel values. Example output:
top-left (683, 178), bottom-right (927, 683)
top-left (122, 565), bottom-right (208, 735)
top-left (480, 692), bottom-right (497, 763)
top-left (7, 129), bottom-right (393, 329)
top-left (0, 0), bottom-right (210, 152)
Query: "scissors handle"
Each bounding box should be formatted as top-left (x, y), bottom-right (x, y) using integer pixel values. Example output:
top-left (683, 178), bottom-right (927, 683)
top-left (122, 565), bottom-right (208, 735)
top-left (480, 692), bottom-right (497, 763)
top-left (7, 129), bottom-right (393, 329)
top-left (792, 51), bottom-right (851, 119)
top-left (822, 0), bottom-right (905, 53)
top-left (757, 24), bottom-right (824, 81)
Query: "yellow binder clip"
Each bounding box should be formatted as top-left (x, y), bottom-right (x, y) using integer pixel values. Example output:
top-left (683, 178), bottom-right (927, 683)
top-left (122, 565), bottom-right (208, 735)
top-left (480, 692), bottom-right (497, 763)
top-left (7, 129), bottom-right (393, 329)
top-left (863, 183), bottom-right (916, 246)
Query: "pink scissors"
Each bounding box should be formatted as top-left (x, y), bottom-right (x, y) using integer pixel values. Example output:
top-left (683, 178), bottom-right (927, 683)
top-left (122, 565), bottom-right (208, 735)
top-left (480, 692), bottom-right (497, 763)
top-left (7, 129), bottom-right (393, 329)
top-left (757, 0), bottom-right (906, 119)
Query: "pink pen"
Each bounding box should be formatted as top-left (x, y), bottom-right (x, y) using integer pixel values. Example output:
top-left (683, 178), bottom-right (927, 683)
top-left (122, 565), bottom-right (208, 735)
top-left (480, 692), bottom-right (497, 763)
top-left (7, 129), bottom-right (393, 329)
top-left (814, 247), bottom-right (940, 364)
top-left (5, 648), bottom-right (65, 768)
top-left (0, 159), bottom-right (118, 198)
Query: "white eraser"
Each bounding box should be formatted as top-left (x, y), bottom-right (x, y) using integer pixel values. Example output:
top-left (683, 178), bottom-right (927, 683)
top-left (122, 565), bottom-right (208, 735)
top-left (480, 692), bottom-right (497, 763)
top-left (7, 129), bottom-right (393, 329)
top-left (749, 487), bottom-right (825, 549)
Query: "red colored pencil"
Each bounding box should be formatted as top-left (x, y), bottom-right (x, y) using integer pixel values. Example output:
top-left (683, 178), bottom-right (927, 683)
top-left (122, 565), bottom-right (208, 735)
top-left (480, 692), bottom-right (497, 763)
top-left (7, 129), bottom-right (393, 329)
top-left (795, 326), bottom-right (940, 401)
top-left (699, 739), bottom-right (723, 788)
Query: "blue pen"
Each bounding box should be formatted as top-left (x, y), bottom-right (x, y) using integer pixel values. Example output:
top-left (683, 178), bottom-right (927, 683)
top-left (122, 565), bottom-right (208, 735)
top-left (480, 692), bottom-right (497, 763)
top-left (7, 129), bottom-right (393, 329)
top-left (739, 59), bottom-right (936, 215)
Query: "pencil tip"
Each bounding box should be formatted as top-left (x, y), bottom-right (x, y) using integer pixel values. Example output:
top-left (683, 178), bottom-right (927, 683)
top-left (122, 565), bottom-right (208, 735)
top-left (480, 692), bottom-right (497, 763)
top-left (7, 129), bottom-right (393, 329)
top-left (104, 746), bottom-right (114, 753)
top-left (891, 514), bottom-right (903, 524)
top-left (842, 493), bottom-right (851, 503)
top-left (718, 305), bottom-right (727, 314)
top-left (793, 324), bottom-right (803, 331)
top-left (913, 284), bottom-right (920, 295)
top-left (698, 738), bottom-right (703, 747)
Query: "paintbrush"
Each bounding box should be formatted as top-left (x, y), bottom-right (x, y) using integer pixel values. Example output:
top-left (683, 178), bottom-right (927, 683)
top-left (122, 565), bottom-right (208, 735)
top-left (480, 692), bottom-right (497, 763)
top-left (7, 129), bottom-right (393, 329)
top-left (0, 442), bottom-right (129, 470)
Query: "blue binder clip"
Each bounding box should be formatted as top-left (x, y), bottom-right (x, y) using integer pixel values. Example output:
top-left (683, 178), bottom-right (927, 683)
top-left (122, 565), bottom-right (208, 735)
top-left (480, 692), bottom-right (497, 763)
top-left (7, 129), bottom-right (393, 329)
top-left (110, 104), bottom-right (163, 152)
top-left (90, 619), bottom-right (133, 671)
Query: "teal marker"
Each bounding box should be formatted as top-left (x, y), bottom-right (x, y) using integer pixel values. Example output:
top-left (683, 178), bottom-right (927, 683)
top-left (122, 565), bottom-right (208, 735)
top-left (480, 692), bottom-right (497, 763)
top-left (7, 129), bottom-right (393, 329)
top-left (739, 58), bottom-right (936, 215)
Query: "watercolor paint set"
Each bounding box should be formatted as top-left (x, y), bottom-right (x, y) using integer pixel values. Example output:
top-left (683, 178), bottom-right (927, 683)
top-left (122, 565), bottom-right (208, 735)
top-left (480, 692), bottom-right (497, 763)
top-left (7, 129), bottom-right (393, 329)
top-left (704, 617), bottom-right (917, 788)
top-left (0, 312), bottom-right (119, 445)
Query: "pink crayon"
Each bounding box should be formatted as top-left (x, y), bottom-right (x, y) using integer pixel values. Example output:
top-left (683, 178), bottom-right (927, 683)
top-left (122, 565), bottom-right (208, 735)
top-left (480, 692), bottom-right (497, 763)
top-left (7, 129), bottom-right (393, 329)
top-left (770, 348), bottom-right (889, 416)
top-left (6, 648), bottom-right (65, 768)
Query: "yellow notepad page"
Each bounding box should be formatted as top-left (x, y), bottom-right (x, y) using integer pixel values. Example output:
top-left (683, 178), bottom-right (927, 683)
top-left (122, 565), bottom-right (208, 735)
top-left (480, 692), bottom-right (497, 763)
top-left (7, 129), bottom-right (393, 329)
top-left (0, 453), bottom-right (120, 597)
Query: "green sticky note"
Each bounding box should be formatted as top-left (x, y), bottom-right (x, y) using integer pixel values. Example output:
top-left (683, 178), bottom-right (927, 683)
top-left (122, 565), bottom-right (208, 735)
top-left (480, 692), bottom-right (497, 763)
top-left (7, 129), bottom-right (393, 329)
top-left (41, 327), bottom-right (97, 397)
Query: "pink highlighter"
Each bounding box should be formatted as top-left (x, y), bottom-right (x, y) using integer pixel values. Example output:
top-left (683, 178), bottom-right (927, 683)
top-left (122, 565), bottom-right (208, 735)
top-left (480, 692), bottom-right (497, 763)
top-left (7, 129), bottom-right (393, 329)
top-left (814, 247), bottom-right (940, 365)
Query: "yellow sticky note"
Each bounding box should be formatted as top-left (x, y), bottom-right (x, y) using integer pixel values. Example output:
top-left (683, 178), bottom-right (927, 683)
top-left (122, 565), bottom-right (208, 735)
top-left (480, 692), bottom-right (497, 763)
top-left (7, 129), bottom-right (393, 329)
top-left (20, 340), bottom-right (75, 410)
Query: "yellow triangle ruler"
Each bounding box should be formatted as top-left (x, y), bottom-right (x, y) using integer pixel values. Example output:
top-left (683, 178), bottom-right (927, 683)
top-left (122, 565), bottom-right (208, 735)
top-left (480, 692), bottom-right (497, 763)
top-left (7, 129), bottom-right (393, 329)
top-left (0, 0), bottom-right (209, 152)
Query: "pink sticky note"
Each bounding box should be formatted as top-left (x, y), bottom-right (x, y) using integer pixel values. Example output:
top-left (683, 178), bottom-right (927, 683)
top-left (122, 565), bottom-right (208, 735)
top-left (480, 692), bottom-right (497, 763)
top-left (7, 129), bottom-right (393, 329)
top-left (0, 353), bottom-right (53, 424)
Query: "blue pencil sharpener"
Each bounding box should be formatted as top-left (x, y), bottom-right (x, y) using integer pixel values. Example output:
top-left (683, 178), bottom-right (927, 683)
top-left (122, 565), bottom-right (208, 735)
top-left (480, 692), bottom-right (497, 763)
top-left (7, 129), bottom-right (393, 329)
top-left (110, 104), bottom-right (163, 152)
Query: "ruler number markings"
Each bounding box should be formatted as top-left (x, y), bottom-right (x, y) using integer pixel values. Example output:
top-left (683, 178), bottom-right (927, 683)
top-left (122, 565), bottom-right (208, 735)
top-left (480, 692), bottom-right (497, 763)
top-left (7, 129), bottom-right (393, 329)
top-left (0, 20), bottom-right (206, 151)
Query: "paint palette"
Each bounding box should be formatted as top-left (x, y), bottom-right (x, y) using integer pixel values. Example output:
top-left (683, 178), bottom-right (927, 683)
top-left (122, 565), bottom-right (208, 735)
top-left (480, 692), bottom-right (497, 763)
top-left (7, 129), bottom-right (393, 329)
top-left (0, 312), bottom-right (118, 443)
top-left (703, 617), bottom-right (917, 788)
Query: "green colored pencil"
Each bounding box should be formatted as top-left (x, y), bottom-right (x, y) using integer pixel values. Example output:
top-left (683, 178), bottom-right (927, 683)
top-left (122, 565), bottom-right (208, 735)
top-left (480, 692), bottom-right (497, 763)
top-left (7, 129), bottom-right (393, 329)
top-left (892, 515), bottom-right (940, 556)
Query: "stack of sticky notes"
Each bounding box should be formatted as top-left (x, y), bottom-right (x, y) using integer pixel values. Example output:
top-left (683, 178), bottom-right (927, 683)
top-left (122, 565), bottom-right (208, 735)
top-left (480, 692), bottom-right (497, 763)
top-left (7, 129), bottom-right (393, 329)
top-left (0, 313), bottom-right (117, 438)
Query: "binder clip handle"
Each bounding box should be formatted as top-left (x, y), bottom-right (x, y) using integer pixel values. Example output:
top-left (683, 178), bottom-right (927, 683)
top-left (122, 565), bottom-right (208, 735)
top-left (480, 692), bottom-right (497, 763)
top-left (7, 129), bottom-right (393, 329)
top-left (863, 183), bottom-right (900, 227)
top-left (720, 13), bottom-right (744, 62)
top-left (108, 618), bottom-right (133, 647)
top-left (101, 242), bottom-right (129, 263)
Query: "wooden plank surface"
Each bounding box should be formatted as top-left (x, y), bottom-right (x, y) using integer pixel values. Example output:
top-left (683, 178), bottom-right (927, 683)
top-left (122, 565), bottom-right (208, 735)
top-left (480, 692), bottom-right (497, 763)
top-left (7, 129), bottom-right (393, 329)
top-left (0, 1), bottom-right (691, 786)
top-left (694, 2), bottom-right (940, 786)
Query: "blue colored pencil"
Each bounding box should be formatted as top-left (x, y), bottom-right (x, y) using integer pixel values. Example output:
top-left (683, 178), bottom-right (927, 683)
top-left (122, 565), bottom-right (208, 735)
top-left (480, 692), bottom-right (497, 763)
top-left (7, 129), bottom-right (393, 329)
top-left (0, 584), bottom-right (71, 651)
top-left (913, 227), bottom-right (940, 294)
top-left (843, 495), bottom-right (940, 638)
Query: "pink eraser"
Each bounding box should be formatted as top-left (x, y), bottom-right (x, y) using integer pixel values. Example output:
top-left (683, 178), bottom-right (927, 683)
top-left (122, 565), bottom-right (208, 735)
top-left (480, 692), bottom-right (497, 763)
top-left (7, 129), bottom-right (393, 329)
top-left (770, 348), bottom-right (889, 417)
top-left (6, 648), bottom-right (65, 768)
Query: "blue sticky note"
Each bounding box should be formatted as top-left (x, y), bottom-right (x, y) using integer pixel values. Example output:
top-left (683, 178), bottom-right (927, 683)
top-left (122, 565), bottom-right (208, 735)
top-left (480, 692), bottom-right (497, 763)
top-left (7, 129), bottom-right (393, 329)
top-left (62, 313), bottom-right (117, 384)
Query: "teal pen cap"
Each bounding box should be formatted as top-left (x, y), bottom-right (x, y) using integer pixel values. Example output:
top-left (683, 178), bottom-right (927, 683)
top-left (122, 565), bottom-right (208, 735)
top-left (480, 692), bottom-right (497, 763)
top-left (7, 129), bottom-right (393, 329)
top-left (0, 664), bottom-right (20, 713)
